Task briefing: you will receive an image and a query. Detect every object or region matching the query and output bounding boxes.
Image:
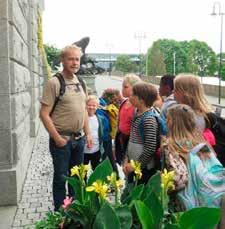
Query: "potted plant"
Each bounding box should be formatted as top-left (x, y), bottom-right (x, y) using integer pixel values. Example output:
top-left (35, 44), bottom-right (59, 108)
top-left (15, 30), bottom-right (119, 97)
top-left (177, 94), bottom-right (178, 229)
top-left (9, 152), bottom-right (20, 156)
top-left (36, 159), bottom-right (221, 229)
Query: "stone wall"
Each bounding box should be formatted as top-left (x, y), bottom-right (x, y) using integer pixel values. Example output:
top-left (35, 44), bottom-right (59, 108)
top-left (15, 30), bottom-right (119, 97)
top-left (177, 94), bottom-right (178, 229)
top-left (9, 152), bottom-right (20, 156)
top-left (0, 0), bottom-right (45, 205)
top-left (146, 76), bottom-right (225, 99)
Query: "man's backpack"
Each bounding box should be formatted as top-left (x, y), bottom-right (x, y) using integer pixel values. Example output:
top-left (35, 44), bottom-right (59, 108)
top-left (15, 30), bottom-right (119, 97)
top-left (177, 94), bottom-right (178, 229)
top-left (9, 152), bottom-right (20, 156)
top-left (207, 112), bottom-right (225, 166)
top-left (50, 73), bottom-right (86, 116)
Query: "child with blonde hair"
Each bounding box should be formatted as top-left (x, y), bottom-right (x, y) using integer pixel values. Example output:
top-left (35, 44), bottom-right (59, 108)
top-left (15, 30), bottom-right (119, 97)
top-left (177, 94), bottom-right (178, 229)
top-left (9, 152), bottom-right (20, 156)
top-left (174, 74), bottom-right (211, 131)
top-left (162, 104), bottom-right (225, 227)
top-left (115, 73), bottom-right (141, 165)
top-left (83, 95), bottom-right (103, 170)
top-left (173, 74), bottom-right (215, 146)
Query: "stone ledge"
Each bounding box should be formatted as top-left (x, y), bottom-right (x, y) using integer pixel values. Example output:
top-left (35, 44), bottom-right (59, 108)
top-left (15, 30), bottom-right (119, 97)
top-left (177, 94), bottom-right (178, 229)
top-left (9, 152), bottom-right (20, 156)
top-left (0, 206), bottom-right (17, 229)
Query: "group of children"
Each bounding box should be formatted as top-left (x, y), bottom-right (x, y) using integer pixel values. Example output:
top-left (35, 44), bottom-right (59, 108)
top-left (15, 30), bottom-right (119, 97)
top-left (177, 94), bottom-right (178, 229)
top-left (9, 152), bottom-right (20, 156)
top-left (83, 73), bottom-right (225, 227)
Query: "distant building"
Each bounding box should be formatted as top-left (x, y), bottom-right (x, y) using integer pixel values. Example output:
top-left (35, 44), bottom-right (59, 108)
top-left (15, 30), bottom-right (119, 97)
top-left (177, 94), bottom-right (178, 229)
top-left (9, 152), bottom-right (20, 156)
top-left (87, 53), bottom-right (139, 70)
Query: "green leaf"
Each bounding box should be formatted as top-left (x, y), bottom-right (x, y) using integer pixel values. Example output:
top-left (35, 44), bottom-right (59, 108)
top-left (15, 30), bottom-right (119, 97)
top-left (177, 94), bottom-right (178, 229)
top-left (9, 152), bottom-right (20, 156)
top-left (143, 191), bottom-right (163, 227)
top-left (115, 206), bottom-right (132, 229)
top-left (164, 223), bottom-right (181, 229)
top-left (65, 176), bottom-right (82, 202)
top-left (93, 202), bottom-right (121, 229)
top-left (142, 171), bottom-right (161, 199)
top-left (86, 192), bottom-right (101, 216)
top-left (87, 159), bottom-right (113, 185)
top-left (134, 200), bottom-right (154, 229)
top-left (123, 184), bottom-right (144, 205)
top-left (179, 207), bottom-right (221, 229)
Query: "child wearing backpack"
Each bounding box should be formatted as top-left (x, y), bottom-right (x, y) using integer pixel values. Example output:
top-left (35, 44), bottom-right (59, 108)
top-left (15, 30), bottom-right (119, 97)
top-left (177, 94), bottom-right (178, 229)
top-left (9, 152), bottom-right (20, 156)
top-left (123, 82), bottom-right (161, 184)
top-left (115, 74), bottom-right (141, 165)
top-left (83, 95), bottom-right (103, 170)
top-left (162, 104), bottom-right (225, 227)
top-left (173, 74), bottom-right (215, 146)
top-left (96, 95), bottom-right (119, 175)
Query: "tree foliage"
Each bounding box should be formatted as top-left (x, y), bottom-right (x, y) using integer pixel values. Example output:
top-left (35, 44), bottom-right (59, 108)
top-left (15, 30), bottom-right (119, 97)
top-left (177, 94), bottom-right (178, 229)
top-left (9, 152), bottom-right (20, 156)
top-left (146, 39), bottom-right (218, 77)
top-left (115, 55), bottom-right (136, 74)
top-left (146, 42), bottom-right (166, 76)
top-left (188, 40), bottom-right (217, 76)
top-left (217, 53), bottom-right (225, 80)
top-left (44, 44), bottom-right (61, 70)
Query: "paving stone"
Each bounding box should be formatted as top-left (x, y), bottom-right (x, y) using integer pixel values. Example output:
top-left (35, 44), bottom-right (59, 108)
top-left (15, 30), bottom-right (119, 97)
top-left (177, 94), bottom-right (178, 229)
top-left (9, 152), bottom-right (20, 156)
top-left (12, 126), bottom-right (54, 227)
top-left (20, 219), bottom-right (32, 226)
top-left (27, 212), bottom-right (40, 220)
top-left (12, 219), bottom-right (21, 227)
top-left (23, 208), bottom-right (36, 214)
top-left (29, 202), bottom-right (41, 208)
top-left (36, 206), bottom-right (50, 213)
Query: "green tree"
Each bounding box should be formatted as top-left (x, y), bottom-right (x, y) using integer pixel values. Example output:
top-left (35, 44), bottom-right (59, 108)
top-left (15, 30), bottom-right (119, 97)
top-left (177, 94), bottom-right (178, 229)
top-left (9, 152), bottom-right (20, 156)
top-left (146, 42), bottom-right (166, 76)
top-left (44, 44), bottom-right (61, 70)
top-left (139, 54), bottom-right (147, 76)
top-left (188, 40), bottom-right (217, 76)
top-left (146, 39), bottom-right (218, 77)
top-left (155, 39), bottom-right (188, 75)
top-left (217, 53), bottom-right (225, 80)
top-left (115, 55), bottom-right (135, 74)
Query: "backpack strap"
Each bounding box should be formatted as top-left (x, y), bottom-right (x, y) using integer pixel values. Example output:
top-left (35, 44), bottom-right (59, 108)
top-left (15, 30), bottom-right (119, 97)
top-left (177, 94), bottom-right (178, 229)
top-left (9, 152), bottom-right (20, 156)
top-left (189, 143), bottom-right (208, 155)
top-left (50, 73), bottom-right (66, 116)
top-left (138, 110), bottom-right (157, 142)
top-left (138, 109), bottom-right (167, 141)
top-left (77, 75), bottom-right (87, 94)
top-left (50, 73), bottom-right (86, 116)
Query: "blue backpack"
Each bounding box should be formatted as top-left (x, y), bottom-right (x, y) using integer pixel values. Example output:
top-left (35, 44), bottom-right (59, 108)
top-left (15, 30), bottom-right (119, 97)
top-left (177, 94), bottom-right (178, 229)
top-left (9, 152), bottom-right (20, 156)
top-left (96, 98), bottom-right (111, 141)
top-left (138, 109), bottom-right (167, 170)
top-left (139, 109), bottom-right (167, 140)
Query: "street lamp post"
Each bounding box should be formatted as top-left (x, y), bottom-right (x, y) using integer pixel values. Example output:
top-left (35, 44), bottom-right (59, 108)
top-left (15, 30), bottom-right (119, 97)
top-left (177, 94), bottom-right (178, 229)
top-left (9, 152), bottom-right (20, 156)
top-left (134, 31), bottom-right (146, 76)
top-left (173, 52), bottom-right (176, 75)
top-left (211, 1), bottom-right (224, 104)
top-left (106, 43), bottom-right (114, 77)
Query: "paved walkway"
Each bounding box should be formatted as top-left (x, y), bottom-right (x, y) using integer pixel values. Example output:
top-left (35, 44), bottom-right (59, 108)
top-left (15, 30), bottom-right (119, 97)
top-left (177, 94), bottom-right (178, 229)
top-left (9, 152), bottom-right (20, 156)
top-left (12, 125), bottom-right (53, 228)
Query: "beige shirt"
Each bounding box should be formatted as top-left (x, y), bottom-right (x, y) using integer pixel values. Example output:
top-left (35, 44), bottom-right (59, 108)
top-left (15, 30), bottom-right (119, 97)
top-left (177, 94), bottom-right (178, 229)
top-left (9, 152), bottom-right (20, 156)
top-left (41, 74), bottom-right (86, 133)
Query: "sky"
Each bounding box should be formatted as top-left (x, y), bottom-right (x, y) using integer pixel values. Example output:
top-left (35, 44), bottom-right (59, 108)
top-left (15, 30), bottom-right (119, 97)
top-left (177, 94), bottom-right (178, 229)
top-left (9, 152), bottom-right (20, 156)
top-left (42, 0), bottom-right (225, 54)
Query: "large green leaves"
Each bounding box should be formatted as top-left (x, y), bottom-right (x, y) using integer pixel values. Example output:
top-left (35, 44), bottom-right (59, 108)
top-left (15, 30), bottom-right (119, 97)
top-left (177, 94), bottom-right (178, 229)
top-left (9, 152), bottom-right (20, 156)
top-left (115, 206), bottom-right (132, 229)
top-left (142, 171), bottom-right (161, 199)
top-left (123, 184), bottom-right (144, 205)
top-left (144, 191), bottom-right (163, 227)
top-left (87, 159), bottom-right (113, 185)
top-left (93, 202), bottom-right (120, 229)
top-left (179, 207), bottom-right (221, 229)
top-left (134, 200), bottom-right (154, 229)
top-left (65, 176), bottom-right (82, 202)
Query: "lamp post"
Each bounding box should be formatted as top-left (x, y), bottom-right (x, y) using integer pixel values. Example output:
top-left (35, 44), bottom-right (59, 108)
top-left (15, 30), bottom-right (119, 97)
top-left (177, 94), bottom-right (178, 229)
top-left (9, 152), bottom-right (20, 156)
top-left (106, 43), bottom-right (114, 77)
top-left (211, 1), bottom-right (224, 104)
top-left (134, 31), bottom-right (146, 76)
top-left (173, 52), bottom-right (176, 75)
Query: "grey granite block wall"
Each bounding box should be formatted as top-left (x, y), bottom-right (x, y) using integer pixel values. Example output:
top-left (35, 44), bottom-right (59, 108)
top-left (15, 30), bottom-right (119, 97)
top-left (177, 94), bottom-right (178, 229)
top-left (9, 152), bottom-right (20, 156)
top-left (0, 0), bottom-right (45, 206)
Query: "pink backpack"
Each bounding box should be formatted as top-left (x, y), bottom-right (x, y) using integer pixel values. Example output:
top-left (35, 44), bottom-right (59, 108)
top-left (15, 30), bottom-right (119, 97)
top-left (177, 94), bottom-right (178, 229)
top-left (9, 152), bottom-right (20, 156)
top-left (203, 128), bottom-right (216, 146)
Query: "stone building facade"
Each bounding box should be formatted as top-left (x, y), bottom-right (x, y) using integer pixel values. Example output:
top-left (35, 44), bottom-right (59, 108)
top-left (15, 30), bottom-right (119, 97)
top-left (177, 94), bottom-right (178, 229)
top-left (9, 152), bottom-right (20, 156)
top-left (0, 0), bottom-right (46, 206)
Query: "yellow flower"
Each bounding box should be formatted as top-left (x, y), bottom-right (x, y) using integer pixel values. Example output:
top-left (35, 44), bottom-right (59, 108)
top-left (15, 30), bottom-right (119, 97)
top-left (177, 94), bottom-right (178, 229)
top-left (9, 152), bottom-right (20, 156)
top-left (86, 180), bottom-right (109, 199)
top-left (70, 164), bottom-right (90, 179)
top-left (107, 172), bottom-right (117, 182)
top-left (115, 179), bottom-right (124, 190)
top-left (71, 166), bottom-right (79, 177)
top-left (80, 164), bottom-right (91, 179)
top-left (107, 172), bottom-right (124, 191)
top-left (161, 169), bottom-right (175, 191)
top-left (130, 160), bottom-right (142, 180)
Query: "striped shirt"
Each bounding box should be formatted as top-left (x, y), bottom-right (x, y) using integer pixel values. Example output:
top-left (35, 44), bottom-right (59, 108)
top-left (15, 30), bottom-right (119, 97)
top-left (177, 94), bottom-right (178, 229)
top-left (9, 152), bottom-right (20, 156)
top-left (127, 108), bottom-right (160, 168)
